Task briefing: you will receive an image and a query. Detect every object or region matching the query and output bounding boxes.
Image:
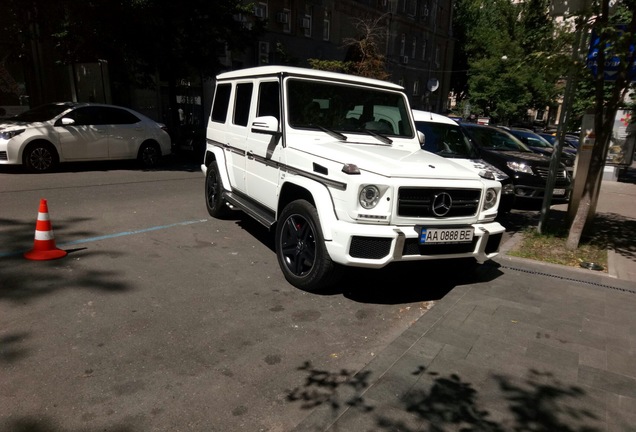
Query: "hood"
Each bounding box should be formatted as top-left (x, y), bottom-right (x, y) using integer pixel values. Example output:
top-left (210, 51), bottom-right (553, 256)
top-left (293, 139), bottom-right (482, 180)
top-left (0, 120), bottom-right (32, 130)
top-left (480, 149), bottom-right (551, 166)
top-left (450, 158), bottom-right (510, 182)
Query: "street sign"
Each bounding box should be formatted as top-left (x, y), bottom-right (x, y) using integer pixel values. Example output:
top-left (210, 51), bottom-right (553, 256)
top-left (587, 26), bottom-right (636, 81)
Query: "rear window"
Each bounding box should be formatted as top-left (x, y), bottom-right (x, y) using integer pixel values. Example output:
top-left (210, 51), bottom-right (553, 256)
top-left (211, 84), bottom-right (232, 123)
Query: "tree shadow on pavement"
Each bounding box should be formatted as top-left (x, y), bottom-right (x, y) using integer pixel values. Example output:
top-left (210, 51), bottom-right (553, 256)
top-left (587, 212), bottom-right (636, 264)
top-left (287, 363), bottom-right (610, 431)
top-left (0, 418), bottom-right (134, 432)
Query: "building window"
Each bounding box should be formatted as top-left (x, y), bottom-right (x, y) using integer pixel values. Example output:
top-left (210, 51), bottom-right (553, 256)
top-left (407, 0), bottom-right (417, 17)
top-left (413, 80), bottom-right (419, 96)
top-left (277, 9), bottom-right (291, 33)
top-left (255, 2), bottom-right (268, 20)
top-left (421, 1), bottom-right (429, 20)
top-left (421, 39), bottom-right (427, 60)
top-left (302, 14), bottom-right (312, 37)
top-left (323, 19), bottom-right (330, 41)
top-left (400, 33), bottom-right (406, 56)
top-left (435, 45), bottom-right (440, 67)
top-left (259, 41), bottom-right (270, 65)
top-left (411, 37), bottom-right (417, 59)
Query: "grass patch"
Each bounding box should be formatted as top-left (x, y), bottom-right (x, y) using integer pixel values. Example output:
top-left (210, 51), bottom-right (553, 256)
top-left (508, 225), bottom-right (608, 272)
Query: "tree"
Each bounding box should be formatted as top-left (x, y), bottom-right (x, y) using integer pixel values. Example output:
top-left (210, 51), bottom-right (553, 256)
top-left (566, 0), bottom-right (636, 249)
top-left (452, 0), bottom-right (570, 124)
top-left (309, 15), bottom-right (390, 81)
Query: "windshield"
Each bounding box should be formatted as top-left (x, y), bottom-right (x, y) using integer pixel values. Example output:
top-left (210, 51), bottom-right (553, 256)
top-left (510, 130), bottom-right (552, 148)
top-left (415, 121), bottom-right (479, 159)
top-left (286, 79), bottom-right (413, 137)
top-left (11, 104), bottom-right (72, 122)
top-left (464, 126), bottom-right (532, 152)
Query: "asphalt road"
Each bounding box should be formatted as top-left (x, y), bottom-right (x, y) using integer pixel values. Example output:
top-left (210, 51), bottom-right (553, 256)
top-left (0, 156), bottom-right (467, 432)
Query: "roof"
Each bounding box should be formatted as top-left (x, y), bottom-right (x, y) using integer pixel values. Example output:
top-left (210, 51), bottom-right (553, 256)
top-left (216, 65), bottom-right (404, 91)
top-left (411, 110), bottom-right (458, 125)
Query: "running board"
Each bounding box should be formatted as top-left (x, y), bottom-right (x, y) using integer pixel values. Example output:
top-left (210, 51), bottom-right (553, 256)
top-left (223, 192), bottom-right (276, 228)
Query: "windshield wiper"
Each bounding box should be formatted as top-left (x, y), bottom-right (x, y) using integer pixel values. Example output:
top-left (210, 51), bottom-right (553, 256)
top-left (362, 129), bottom-right (393, 145)
top-left (316, 125), bottom-right (347, 141)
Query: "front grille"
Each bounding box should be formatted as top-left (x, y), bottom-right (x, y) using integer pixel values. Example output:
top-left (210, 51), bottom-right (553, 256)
top-left (350, 236), bottom-right (392, 259)
top-left (534, 167), bottom-right (567, 180)
top-left (402, 238), bottom-right (478, 256)
top-left (398, 188), bottom-right (480, 218)
top-left (0, 151), bottom-right (7, 161)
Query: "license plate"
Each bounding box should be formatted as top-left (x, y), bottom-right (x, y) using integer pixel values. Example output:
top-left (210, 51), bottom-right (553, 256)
top-left (420, 228), bottom-right (474, 245)
top-left (553, 188), bottom-right (566, 196)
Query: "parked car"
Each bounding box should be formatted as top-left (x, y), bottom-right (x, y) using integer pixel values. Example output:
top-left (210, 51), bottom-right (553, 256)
top-left (0, 102), bottom-right (172, 172)
top-left (461, 123), bottom-right (572, 204)
top-left (538, 132), bottom-right (579, 151)
top-left (412, 110), bottom-right (515, 214)
top-left (503, 127), bottom-right (576, 173)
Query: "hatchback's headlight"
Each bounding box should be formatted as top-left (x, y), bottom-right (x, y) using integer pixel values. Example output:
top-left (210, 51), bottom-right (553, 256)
top-left (483, 188), bottom-right (498, 211)
top-left (359, 185), bottom-right (381, 209)
top-left (506, 161), bottom-right (533, 174)
top-left (0, 129), bottom-right (25, 140)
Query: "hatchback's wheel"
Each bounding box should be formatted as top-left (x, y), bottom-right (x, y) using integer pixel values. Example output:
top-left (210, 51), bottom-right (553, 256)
top-left (24, 143), bottom-right (58, 173)
top-left (138, 142), bottom-right (161, 168)
top-left (275, 200), bottom-right (342, 292)
top-left (205, 161), bottom-right (229, 218)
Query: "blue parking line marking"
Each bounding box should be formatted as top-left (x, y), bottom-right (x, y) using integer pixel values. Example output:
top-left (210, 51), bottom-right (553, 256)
top-left (0, 219), bottom-right (208, 258)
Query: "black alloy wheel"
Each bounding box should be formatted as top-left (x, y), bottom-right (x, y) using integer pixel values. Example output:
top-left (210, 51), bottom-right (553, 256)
top-left (275, 200), bottom-right (341, 292)
top-left (205, 161), bottom-right (229, 218)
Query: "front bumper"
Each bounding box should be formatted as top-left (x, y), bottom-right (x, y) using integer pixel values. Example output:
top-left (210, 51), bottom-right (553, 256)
top-left (325, 221), bottom-right (505, 268)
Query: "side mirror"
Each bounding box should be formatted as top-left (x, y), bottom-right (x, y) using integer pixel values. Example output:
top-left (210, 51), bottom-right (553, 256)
top-left (59, 117), bottom-right (76, 126)
top-left (417, 130), bottom-right (425, 146)
top-left (251, 116), bottom-right (280, 135)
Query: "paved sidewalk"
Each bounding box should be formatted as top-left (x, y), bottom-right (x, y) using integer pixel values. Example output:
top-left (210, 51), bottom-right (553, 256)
top-left (292, 175), bottom-right (636, 431)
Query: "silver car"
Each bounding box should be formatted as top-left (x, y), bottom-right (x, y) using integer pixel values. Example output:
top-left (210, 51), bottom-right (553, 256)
top-left (0, 102), bottom-right (172, 172)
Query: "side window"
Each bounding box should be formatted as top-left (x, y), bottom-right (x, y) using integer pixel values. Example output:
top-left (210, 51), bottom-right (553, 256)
top-left (211, 83), bottom-right (232, 123)
top-left (101, 107), bottom-right (140, 125)
top-left (64, 107), bottom-right (102, 126)
top-left (233, 83), bottom-right (253, 127)
top-left (257, 81), bottom-right (280, 121)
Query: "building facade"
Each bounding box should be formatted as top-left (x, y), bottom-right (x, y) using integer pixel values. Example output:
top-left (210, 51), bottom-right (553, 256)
top-left (0, 0), bottom-right (454, 132)
top-left (224, 0), bottom-right (454, 113)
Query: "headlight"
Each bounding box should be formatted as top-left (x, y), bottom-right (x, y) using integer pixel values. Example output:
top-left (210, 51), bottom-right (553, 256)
top-left (478, 169), bottom-right (495, 180)
top-left (0, 129), bottom-right (25, 140)
top-left (483, 188), bottom-right (498, 211)
top-left (359, 185), bottom-right (381, 209)
top-left (506, 161), bottom-right (533, 174)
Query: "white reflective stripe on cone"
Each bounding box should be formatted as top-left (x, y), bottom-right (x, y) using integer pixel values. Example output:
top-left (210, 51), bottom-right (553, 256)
top-left (34, 230), bottom-right (55, 241)
top-left (38, 212), bottom-right (50, 221)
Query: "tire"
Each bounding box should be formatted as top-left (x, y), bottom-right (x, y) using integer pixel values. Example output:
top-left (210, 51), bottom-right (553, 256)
top-left (275, 200), bottom-right (342, 292)
top-left (205, 161), bottom-right (230, 218)
top-left (138, 142), bottom-right (162, 168)
top-left (23, 142), bottom-right (58, 173)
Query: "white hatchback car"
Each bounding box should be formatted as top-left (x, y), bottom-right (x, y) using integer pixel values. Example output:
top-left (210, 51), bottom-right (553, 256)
top-left (0, 102), bottom-right (172, 172)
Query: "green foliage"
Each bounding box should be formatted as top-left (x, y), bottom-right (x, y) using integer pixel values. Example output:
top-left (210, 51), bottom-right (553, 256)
top-left (453, 0), bottom-right (570, 124)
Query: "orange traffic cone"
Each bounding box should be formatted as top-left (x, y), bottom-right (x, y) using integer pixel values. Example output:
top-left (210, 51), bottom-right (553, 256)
top-left (24, 199), bottom-right (67, 261)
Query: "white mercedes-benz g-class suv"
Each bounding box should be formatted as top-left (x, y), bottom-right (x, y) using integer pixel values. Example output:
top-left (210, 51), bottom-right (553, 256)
top-left (202, 66), bottom-right (505, 291)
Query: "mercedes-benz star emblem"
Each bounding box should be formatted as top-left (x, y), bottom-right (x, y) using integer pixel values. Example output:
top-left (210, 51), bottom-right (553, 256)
top-left (432, 192), bottom-right (452, 217)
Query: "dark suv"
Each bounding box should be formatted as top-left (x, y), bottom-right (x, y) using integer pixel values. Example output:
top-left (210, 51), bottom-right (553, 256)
top-left (461, 123), bottom-right (572, 204)
top-left (504, 127), bottom-right (576, 174)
